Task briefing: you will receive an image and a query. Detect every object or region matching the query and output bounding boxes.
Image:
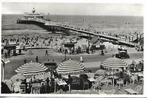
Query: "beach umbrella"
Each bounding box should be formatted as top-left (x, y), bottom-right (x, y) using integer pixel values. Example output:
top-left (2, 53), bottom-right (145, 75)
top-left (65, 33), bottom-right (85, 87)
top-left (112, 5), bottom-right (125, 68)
top-left (56, 59), bottom-right (85, 75)
top-left (101, 57), bottom-right (127, 86)
top-left (101, 57), bottom-right (127, 69)
top-left (15, 61), bottom-right (48, 76)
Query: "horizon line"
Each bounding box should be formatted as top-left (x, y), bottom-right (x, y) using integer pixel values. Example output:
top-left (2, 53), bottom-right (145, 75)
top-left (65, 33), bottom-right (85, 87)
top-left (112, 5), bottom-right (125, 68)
top-left (2, 13), bottom-right (143, 17)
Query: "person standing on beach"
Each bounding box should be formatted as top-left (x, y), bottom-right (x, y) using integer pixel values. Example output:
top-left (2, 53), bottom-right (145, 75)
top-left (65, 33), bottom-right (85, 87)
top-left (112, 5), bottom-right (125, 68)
top-left (80, 56), bottom-right (84, 63)
top-left (67, 75), bottom-right (72, 92)
top-left (24, 58), bottom-right (27, 64)
top-left (36, 56), bottom-right (39, 62)
top-left (45, 50), bottom-right (48, 56)
top-left (101, 50), bottom-right (104, 55)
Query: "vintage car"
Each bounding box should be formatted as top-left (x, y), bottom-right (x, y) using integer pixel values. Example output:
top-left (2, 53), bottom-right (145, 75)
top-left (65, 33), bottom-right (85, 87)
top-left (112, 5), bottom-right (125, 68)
top-left (115, 50), bottom-right (130, 59)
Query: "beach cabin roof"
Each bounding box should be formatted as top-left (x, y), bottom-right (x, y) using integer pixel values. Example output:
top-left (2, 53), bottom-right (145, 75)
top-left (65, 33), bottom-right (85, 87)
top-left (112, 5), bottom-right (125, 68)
top-left (57, 59), bottom-right (85, 75)
top-left (15, 62), bottom-right (48, 76)
top-left (101, 57), bottom-right (127, 69)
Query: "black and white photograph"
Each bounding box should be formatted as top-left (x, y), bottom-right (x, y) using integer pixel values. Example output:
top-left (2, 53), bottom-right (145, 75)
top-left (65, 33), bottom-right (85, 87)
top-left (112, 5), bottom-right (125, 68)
top-left (1, 1), bottom-right (144, 95)
top-left (1, 97), bottom-right (146, 98)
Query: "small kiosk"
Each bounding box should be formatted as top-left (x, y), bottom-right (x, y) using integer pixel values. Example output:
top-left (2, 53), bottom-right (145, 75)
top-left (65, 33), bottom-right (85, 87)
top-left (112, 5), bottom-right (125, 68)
top-left (4, 45), bottom-right (17, 57)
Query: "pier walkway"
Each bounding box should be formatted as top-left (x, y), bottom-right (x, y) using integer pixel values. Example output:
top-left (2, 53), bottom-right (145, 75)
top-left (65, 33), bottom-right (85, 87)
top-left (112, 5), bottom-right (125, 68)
top-left (17, 18), bottom-right (137, 47)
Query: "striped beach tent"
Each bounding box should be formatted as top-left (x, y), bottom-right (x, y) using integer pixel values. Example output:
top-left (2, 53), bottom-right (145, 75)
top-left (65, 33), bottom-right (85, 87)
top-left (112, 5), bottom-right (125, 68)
top-left (15, 61), bottom-right (48, 76)
top-left (101, 57), bottom-right (127, 86)
top-left (57, 59), bottom-right (85, 75)
top-left (101, 57), bottom-right (127, 69)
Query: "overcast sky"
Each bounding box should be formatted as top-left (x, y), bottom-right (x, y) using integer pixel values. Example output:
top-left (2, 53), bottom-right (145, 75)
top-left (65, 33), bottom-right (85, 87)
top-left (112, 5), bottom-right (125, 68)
top-left (2, 2), bottom-right (143, 16)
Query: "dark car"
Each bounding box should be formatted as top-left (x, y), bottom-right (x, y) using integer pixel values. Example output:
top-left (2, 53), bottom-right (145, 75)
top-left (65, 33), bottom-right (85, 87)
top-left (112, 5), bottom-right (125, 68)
top-left (115, 50), bottom-right (130, 59)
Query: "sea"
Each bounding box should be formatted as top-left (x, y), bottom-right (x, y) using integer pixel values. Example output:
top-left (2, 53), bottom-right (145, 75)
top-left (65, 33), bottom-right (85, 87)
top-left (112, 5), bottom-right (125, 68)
top-left (2, 14), bottom-right (143, 35)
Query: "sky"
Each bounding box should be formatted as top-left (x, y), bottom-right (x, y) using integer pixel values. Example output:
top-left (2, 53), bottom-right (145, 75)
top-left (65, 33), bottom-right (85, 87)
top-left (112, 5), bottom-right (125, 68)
top-left (2, 2), bottom-right (143, 16)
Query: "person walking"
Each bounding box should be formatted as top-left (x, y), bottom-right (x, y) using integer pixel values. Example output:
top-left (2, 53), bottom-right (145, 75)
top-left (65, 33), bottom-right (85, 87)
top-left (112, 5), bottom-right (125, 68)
top-left (101, 50), bottom-right (104, 55)
top-left (80, 56), bottom-right (84, 63)
top-left (45, 50), bottom-right (48, 56)
top-left (24, 58), bottom-right (27, 64)
top-left (67, 75), bottom-right (72, 93)
top-left (35, 56), bottom-right (39, 62)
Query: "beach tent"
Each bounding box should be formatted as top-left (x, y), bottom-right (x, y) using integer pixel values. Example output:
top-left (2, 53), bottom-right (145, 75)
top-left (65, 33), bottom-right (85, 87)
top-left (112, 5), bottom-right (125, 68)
top-left (101, 57), bottom-right (127, 86)
top-left (57, 59), bottom-right (85, 75)
top-left (101, 57), bottom-right (127, 69)
top-left (15, 61), bottom-right (48, 76)
top-left (75, 38), bottom-right (88, 48)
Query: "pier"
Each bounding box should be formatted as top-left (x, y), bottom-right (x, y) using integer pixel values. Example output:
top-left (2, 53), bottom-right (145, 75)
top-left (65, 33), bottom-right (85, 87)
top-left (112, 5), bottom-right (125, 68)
top-left (17, 17), bottom-right (137, 47)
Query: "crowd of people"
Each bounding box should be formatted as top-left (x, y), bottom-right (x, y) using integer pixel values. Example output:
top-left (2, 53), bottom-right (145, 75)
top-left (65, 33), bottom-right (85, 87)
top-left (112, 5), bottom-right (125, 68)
top-left (1, 31), bottom-right (143, 94)
top-left (1, 28), bottom-right (144, 59)
top-left (2, 33), bottom-right (106, 58)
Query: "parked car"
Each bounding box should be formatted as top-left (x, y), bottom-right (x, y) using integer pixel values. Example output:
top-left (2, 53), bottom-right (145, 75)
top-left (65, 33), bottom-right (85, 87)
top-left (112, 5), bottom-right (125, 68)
top-left (115, 50), bottom-right (130, 59)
